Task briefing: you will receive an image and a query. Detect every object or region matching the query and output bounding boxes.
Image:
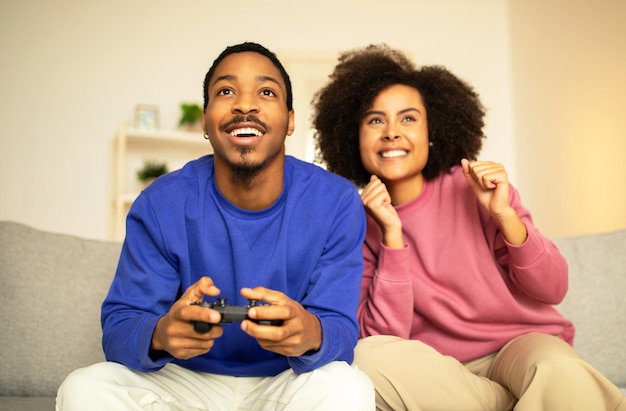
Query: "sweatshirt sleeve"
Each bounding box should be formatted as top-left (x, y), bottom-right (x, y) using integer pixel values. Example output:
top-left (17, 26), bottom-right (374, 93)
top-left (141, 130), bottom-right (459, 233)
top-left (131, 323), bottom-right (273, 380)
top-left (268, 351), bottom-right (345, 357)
top-left (357, 221), bottom-right (415, 339)
top-left (101, 194), bottom-right (178, 371)
top-left (489, 186), bottom-right (569, 304)
top-left (287, 187), bottom-right (367, 373)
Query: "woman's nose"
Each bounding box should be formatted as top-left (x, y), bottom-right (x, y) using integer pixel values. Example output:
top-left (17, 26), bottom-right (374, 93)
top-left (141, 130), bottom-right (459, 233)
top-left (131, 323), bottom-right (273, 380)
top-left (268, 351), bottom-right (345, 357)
top-left (383, 128), bottom-right (400, 140)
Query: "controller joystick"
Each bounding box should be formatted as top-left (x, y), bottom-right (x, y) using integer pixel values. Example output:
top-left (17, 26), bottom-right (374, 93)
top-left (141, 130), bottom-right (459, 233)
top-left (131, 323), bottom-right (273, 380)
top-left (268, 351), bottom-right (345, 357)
top-left (192, 298), bottom-right (283, 333)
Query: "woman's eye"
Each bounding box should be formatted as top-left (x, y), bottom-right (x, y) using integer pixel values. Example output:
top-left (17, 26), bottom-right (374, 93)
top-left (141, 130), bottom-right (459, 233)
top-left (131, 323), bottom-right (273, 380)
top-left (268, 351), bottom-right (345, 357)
top-left (367, 118), bottom-right (383, 125)
top-left (401, 116), bottom-right (416, 122)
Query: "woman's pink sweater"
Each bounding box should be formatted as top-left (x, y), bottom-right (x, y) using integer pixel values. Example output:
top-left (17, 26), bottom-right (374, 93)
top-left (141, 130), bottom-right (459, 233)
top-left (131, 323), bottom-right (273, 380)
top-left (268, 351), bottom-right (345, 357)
top-left (358, 166), bottom-right (574, 361)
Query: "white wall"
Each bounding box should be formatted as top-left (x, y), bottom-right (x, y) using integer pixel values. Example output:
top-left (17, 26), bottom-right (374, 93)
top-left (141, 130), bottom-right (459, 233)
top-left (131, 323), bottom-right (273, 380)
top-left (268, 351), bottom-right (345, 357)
top-left (0, 0), bottom-right (538, 240)
top-left (509, 0), bottom-right (626, 236)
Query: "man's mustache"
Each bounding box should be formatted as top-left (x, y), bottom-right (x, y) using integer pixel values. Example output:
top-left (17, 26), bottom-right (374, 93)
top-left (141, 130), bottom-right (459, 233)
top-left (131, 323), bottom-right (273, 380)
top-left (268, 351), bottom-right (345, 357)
top-left (221, 115), bottom-right (267, 131)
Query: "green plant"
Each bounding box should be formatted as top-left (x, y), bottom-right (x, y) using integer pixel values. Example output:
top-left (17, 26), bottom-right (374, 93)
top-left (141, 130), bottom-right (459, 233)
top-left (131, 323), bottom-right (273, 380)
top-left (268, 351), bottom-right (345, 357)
top-left (136, 160), bottom-right (169, 182)
top-left (178, 103), bottom-right (203, 127)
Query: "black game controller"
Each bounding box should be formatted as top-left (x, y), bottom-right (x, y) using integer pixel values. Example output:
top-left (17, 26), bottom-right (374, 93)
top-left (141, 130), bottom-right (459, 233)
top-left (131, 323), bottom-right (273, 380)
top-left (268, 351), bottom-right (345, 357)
top-left (192, 298), bottom-right (283, 333)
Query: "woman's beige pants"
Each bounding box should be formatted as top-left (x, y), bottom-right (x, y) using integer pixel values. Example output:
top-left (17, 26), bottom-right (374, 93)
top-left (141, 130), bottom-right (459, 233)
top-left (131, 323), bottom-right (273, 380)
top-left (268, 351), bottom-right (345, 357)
top-left (354, 332), bottom-right (626, 411)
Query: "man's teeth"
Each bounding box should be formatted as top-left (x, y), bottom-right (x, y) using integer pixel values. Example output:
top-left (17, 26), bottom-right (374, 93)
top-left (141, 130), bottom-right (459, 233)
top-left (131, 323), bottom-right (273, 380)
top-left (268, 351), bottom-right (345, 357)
top-left (230, 127), bottom-right (263, 137)
top-left (380, 150), bottom-right (407, 158)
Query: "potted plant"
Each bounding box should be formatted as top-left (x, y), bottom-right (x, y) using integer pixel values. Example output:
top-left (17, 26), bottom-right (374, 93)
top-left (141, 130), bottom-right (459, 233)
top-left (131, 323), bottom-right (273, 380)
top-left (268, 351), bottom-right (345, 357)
top-left (178, 102), bottom-right (203, 131)
top-left (136, 160), bottom-right (169, 188)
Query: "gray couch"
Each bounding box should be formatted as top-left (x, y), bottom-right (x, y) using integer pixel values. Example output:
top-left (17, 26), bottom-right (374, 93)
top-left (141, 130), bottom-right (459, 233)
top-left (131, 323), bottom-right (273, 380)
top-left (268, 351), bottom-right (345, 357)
top-left (1, 221), bottom-right (625, 410)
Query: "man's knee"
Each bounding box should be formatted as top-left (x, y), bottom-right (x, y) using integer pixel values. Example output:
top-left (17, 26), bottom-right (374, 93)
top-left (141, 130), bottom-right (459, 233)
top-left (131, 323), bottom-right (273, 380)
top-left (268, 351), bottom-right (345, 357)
top-left (59, 363), bottom-right (107, 394)
top-left (56, 362), bottom-right (128, 408)
top-left (311, 361), bottom-right (375, 407)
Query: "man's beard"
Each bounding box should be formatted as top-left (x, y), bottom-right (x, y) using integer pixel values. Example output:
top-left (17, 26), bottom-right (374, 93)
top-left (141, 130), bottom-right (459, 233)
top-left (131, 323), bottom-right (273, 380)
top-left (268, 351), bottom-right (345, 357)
top-left (230, 147), bottom-right (264, 186)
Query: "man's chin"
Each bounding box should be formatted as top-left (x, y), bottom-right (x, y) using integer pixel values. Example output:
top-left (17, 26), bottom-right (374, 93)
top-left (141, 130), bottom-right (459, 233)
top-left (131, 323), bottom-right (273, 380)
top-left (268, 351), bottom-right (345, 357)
top-left (230, 161), bottom-right (264, 186)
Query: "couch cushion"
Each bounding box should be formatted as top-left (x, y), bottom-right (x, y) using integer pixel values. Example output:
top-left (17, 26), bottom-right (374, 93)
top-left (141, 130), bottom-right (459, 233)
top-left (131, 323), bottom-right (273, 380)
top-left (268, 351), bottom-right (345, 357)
top-left (0, 221), bottom-right (121, 397)
top-left (553, 229), bottom-right (626, 389)
top-left (0, 396), bottom-right (55, 411)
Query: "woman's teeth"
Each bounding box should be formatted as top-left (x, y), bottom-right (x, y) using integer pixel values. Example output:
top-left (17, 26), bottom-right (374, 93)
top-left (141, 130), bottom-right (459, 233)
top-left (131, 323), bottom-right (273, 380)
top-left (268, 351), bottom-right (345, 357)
top-left (380, 150), bottom-right (407, 158)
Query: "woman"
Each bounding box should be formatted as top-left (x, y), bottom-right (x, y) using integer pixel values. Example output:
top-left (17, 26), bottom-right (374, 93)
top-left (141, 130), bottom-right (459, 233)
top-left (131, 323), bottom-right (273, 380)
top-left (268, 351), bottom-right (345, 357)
top-left (312, 44), bottom-right (625, 411)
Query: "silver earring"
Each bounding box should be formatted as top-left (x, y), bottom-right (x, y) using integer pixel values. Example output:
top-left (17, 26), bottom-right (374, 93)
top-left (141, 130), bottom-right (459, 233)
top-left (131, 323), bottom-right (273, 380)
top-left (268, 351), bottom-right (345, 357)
top-left (429, 141), bottom-right (434, 147)
top-left (203, 133), bottom-right (210, 140)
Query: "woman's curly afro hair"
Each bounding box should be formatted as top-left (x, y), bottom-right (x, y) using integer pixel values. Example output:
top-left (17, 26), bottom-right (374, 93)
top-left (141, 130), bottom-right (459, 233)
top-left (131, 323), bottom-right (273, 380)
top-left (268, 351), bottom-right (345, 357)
top-left (311, 44), bottom-right (486, 188)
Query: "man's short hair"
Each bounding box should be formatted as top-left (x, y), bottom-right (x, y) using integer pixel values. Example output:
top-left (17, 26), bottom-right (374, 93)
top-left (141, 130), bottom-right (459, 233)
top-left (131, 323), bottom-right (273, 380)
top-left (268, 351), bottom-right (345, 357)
top-left (203, 42), bottom-right (293, 111)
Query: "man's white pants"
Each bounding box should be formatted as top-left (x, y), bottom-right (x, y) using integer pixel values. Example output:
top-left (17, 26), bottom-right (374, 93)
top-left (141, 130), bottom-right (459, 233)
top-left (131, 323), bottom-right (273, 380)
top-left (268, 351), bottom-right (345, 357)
top-left (56, 361), bottom-right (374, 410)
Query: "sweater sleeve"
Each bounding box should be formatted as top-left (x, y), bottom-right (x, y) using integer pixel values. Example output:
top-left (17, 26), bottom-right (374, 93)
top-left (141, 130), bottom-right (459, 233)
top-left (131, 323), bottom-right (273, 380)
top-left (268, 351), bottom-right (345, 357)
top-left (488, 186), bottom-right (569, 304)
top-left (101, 194), bottom-right (178, 372)
top-left (287, 187), bottom-right (367, 373)
top-left (357, 221), bottom-right (415, 339)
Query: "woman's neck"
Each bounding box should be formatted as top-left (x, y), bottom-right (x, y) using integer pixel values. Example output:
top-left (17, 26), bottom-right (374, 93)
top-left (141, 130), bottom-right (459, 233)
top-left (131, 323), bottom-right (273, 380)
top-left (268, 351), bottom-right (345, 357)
top-left (386, 173), bottom-right (425, 206)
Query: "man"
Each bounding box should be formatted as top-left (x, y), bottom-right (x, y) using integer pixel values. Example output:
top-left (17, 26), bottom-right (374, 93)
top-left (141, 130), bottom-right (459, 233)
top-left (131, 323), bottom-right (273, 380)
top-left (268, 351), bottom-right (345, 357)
top-left (56, 42), bottom-right (374, 410)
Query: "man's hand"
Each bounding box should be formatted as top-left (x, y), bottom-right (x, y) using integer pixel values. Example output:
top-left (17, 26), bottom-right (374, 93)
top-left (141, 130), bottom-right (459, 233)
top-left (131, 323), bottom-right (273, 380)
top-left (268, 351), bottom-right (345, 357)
top-left (150, 276), bottom-right (223, 360)
top-left (239, 287), bottom-right (322, 357)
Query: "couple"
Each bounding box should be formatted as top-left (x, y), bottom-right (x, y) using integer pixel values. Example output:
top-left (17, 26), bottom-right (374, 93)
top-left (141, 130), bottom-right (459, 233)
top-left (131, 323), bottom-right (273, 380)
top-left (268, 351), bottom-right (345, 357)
top-left (56, 42), bottom-right (625, 411)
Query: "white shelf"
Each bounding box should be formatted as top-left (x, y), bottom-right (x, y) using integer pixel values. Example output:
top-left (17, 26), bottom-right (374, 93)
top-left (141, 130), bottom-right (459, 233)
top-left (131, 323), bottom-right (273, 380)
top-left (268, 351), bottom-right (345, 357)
top-left (108, 124), bottom-right (212, 241)
top-left (124, 127), bottom-right (206, 144)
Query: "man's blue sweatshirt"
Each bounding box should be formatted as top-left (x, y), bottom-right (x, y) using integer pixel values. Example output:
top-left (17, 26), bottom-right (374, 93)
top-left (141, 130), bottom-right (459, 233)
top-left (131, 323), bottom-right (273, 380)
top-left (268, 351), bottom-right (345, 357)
top-left (101, 155), bottom-right (366, 376)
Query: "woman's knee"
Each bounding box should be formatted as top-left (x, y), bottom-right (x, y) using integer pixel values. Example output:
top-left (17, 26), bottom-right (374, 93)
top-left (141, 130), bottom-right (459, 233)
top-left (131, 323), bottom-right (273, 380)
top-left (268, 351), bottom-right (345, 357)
top-left (491, 333), bottom-right (585, 391)
top-left (354, 335), bottom-right (437, 370)
top-left (495, 332), bottom-right (579, 370)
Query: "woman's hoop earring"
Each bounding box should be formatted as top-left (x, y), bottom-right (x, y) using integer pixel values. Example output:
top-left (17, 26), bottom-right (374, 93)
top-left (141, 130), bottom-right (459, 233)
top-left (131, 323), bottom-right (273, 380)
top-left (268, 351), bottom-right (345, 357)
top-left (203, 132), bottom-right (210, 140)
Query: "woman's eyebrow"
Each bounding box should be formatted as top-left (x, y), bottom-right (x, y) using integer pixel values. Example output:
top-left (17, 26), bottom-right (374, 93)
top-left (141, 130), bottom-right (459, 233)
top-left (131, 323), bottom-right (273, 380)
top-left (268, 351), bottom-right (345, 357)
top-left (363, 107), bottom-right (421, 116)
top-left (398, 107), bottom-right (421, 115)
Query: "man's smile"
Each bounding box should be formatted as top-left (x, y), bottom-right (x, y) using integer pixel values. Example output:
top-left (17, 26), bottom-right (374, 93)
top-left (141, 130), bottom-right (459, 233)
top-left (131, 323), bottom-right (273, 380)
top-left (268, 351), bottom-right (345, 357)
top-left (229, 127), bottom-right (264, 137)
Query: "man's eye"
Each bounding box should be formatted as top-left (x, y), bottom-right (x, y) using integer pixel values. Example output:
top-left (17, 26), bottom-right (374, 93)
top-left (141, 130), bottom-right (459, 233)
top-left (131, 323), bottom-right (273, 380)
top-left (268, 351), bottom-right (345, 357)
top-left (218, 89), bottom-right (233, 96)
top-left (260, 89), bottom-right (276, 97)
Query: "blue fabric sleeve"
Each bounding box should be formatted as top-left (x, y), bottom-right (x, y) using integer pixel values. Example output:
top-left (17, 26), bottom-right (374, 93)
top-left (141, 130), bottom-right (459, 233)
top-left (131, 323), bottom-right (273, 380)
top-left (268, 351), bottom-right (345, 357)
top-left (287, 187), bottom-right (366, 373)
top-left (101, 194), bottom-right (179, 371)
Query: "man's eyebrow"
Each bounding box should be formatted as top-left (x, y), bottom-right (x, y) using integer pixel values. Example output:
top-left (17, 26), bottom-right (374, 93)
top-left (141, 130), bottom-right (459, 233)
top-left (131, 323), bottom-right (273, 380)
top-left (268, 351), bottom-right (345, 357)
top-left (211, 74), bottom-right (283, 89)
top-left (256, 75), bottom-right (282, 88)
top-left (211, 74), bottom-right (235, 87)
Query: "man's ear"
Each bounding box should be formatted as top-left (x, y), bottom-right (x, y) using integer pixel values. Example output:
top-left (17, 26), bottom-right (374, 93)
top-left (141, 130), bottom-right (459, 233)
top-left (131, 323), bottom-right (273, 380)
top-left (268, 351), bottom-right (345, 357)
top-left (287, 110), bottom-right (295, 136)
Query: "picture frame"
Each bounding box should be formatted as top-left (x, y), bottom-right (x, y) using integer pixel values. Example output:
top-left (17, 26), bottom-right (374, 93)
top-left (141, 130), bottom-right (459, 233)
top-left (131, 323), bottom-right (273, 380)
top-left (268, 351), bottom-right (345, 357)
top-left (134, 104), bottom-right (160, 130)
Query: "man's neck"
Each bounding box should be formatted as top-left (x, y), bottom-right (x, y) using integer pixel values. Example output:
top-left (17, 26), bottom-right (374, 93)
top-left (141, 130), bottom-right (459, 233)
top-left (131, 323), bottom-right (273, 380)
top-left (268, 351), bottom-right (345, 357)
top-left (214, 156), bottom-right (285, 210)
